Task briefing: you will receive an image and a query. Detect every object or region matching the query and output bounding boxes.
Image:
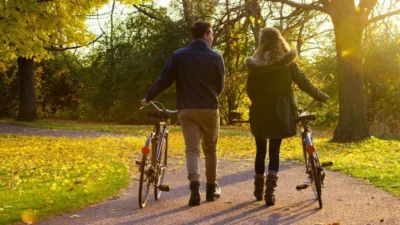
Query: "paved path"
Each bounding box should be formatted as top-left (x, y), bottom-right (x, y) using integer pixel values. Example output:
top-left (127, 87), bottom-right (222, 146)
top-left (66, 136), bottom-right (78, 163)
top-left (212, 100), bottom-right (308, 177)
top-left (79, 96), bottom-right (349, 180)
top-left (2, 123), bottom-right (400, 225)
top-left (37, 159), bottom-right (400, 225)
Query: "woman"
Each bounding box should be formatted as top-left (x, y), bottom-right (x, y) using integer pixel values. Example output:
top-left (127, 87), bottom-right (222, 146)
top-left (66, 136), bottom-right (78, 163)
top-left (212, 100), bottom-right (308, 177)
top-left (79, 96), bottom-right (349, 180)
top-left (244, 27), bottom-right (328, 206)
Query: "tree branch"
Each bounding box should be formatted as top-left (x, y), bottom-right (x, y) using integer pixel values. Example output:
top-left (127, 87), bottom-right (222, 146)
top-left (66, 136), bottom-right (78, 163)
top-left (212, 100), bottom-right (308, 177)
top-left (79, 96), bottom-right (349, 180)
top-left (268, 0), bottom-right (328, 14)
top-left (359, 0), bottom-right (378, 10)
top-left (367, 9), bottom-right (400, 26)
top-left (44, 32), bottom-right (105, 51)
top-left (359, 0), bottom-right (378, 16)
top-left (133, 4), bottom-right (162, 21)
top-left (94, 8), bottom-right (108, 39)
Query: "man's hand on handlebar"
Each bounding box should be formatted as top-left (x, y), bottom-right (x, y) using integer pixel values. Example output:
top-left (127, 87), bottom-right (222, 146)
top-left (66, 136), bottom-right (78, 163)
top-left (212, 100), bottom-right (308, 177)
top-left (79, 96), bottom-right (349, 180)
top-left (141, 98), bottom-right (148, 106)
top-left (139, 98), bottom-right (149, 110)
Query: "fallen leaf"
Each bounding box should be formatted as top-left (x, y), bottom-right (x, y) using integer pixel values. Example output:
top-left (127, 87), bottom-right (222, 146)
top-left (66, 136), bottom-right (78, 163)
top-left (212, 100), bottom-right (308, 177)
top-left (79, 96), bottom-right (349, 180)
top-left (21, 209), bottom-right (37, 224)
top-left (108, 196), bottom-right (120, 200)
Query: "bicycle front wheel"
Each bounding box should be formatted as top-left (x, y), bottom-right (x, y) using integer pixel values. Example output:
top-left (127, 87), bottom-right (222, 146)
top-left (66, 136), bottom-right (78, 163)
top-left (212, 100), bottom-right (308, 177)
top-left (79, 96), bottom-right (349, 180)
top-left (155, 135), bottom-right (168, 200)
top-left (309, 154), bottom-right (322, 208)
top-left (138, 154), bottom-right (152, 208)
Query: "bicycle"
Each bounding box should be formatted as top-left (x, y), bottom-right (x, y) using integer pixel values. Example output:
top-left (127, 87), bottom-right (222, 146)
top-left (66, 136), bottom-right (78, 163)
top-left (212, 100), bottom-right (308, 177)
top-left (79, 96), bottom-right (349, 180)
top-left (136, 101), bottom-right (178, 208)
top-left (295, 100), bottom-right (332, 209)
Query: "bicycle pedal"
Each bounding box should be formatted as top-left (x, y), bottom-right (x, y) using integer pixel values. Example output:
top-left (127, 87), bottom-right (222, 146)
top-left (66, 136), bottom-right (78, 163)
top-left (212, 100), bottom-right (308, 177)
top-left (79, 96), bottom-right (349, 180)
top-left (135, 161), bottom-right (142, 165)
top-left (322, 161), bottom-right (333, 167)
top-left (158, 185), bottom-right (170, 192)
top-left (296, 184), bottom-right (309, 190)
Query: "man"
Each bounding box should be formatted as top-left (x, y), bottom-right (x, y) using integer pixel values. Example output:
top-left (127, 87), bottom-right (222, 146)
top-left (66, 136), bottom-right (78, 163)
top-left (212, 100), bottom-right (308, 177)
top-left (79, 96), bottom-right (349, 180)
top-left (141, 21), bottom-right (225, 206)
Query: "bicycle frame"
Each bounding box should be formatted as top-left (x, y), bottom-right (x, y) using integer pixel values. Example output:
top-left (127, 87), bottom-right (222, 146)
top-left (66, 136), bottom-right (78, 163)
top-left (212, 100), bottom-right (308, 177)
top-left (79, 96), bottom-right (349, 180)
top-left (138, 101), bottom-right (178, 208)
top-left (148, 121), bottom-right (168, 167)
top-left (299, 122), bottom-right (322, 175)
top-left (298, 101), bottom-right (317, 157)
top-left (141, 120), bottom-right (169, 179)
top-left (296, 100), bottom-right (325, 208)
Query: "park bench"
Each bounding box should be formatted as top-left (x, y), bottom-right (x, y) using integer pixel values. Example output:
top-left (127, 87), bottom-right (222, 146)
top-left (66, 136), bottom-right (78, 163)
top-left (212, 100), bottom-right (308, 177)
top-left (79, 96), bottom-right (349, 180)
top-left (229, 112), bottom-right (248, 125)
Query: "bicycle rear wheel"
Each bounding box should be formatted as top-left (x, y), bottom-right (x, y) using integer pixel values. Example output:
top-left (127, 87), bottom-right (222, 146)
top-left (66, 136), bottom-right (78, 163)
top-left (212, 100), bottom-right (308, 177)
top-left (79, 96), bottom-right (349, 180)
top-left (155, 135), bottom-right (168, 200)
top-left (309, 153), bottom-right (322, 208)
top-left (138, 154), bottom-right (152, 208)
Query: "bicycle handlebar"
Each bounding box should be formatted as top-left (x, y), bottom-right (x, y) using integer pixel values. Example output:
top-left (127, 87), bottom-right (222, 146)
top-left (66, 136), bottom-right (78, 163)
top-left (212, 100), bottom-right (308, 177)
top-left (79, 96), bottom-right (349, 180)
top-left (297, 100), bottom-right (316, 113)
top-left (140, 101), bottom-right (179, 114)
top-left (297, 99), bottom-right (328, 114)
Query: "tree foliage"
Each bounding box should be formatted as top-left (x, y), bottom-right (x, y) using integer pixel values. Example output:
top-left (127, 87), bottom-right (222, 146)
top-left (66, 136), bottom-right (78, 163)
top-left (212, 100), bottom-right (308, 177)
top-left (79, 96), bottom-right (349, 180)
top-left (265, 0), bottom-right (400, 142)
top-left (0, 0), bottom-right (141, 121)
top-left (0, 0), bottom-right (116, 66)
top-left (364, 21), bottom-right (400, 137)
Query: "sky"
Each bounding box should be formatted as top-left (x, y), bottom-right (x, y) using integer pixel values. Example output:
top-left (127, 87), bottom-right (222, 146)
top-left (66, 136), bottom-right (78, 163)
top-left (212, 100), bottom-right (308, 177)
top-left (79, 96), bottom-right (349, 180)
top-left (86, 0), bottom-right (170, 36)
top-left (83, 0), bottom-right (399, 52)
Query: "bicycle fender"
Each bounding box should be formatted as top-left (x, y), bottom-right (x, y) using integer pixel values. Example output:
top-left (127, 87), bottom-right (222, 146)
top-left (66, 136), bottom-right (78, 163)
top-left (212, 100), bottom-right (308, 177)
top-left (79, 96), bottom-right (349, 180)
top-left (144, 133), bottom-right (153, 147)
top-left (303, 133), bottom-right (313, 146)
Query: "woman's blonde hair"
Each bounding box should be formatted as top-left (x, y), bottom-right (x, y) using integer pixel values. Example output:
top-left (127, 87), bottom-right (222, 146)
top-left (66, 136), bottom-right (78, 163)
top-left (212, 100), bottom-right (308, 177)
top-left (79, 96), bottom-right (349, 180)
top-left (252, 27), bottom-right (291, 65)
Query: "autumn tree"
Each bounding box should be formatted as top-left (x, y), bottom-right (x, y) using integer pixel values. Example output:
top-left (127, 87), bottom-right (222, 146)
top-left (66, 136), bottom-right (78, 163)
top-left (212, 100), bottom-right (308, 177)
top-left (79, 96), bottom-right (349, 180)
top-left (266, 0), bottom-right (400, 142)
top-left (0, 0), bottom-right (139, 121)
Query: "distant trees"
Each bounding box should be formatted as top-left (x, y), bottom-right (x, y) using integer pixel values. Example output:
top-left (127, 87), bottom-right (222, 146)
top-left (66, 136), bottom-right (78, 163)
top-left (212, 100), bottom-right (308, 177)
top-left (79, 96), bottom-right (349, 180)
top-left (1, 0), bottom-right (400, 140)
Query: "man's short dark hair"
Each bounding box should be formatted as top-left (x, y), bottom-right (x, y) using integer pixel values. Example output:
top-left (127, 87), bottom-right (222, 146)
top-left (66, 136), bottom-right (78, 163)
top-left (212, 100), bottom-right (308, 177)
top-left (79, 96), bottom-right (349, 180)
top-left (191, 21), bottom-right (212, 39)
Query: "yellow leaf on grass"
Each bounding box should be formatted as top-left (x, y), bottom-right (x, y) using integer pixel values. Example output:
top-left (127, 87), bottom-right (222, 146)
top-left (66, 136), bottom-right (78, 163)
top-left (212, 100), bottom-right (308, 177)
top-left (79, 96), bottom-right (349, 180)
top-left (21, 209), bottom-right (37, 223)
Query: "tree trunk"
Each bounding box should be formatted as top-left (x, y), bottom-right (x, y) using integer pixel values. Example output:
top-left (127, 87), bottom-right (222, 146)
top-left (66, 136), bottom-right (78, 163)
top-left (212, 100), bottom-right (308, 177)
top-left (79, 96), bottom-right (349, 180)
top-left (17, 57), bottom-right (37, 121)
top-left (182, 0), bottom-right (193, 38)
top-left (332, 15), bottom-right (370, 142)
top-left (245, 0), bottom-right (264, 47)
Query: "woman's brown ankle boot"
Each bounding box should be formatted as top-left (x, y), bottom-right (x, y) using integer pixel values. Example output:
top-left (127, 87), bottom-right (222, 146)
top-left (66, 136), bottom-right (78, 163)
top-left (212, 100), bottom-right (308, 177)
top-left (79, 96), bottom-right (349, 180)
top-left (265, 174), bottom-right (278, 206)
top-left (254, 174), bottom-right (265, 201)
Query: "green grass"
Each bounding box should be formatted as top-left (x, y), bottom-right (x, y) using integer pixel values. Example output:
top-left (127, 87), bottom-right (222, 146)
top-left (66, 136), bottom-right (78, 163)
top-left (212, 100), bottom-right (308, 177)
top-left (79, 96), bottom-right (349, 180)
top-left (0, 119), bottom-right (399, 223)
top-left (314, 137), bottom-right (400, 195)
top-left (0, 135), bottom-right (135, 224)
top-left (2, 119), bottom-right (152, 136)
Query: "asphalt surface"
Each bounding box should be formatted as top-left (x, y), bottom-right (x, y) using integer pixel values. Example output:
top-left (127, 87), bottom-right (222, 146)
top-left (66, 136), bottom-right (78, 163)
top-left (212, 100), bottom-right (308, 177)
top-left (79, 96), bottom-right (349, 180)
top-left (1, 123), bottom-right (399, 225)
top-left (34, 158), bottom-right (399, 225)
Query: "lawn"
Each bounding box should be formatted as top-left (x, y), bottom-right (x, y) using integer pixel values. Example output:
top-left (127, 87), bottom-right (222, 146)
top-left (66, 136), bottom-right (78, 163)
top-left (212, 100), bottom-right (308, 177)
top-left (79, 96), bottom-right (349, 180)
top-left (0, 119), bottom-right (399, 224)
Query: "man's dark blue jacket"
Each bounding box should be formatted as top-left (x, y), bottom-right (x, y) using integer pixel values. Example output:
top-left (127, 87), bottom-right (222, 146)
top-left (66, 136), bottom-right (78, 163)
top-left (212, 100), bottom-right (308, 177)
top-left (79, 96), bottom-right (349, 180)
top-left (145, 39), bottom-right (225, 109)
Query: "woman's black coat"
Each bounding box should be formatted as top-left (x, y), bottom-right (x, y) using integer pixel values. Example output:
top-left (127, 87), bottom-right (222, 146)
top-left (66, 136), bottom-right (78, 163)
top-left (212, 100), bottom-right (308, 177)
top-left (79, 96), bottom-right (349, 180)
top-left (245, 50), bottom-right (328, 139)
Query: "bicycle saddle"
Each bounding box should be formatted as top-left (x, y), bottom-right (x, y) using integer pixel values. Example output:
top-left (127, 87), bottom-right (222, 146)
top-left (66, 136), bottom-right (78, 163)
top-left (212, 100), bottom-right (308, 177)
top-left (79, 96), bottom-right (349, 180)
top-left (295, 114), bottom-right (316, 122)
top-left (147, 110), bottom-right (170, 120)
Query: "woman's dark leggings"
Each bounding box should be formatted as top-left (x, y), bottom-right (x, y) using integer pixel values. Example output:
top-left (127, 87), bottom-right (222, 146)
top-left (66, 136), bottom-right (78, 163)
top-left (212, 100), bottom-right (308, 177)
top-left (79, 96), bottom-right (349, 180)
top-left (255, 137), bottom-right (283, 174)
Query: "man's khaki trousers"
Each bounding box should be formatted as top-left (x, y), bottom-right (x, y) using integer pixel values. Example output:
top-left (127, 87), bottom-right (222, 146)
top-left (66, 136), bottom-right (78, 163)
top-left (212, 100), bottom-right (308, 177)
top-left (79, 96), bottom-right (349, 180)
top-left (179, 109), bottom-right (219, 184)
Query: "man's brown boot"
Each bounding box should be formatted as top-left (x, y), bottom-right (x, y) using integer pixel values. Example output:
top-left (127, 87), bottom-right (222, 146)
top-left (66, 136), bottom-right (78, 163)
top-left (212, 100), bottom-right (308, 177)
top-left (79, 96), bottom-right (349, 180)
top-left (206, 182), bottom-right (221, 201)
top-left (189, 181), bottom-right (201, 206)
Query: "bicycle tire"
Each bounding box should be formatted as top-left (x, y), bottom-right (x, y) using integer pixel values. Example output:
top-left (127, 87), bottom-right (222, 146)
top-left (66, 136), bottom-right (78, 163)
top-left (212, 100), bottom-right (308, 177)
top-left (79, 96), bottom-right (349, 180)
top-left (309, 154), bottom-right (323, 208)
top-left (138, 154), bottom-right (151, 208)
top-left (155, 135), bottom-right (168, 200)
